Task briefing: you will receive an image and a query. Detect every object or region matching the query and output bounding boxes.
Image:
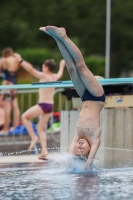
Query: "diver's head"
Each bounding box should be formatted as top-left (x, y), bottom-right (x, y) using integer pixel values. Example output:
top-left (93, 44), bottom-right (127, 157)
top-left (75, 138), bottom-right (90, 157)
top-left (2, 47), bottom-right (14, 57)
top-left (42, 59), bottom-right (56, 72)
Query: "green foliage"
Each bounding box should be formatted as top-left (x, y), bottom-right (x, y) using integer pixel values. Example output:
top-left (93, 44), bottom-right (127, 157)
top-left (0, 0), bottom-right (133, 77)
top-left (84, 55), bottom-right (105, 77)
top-left (17, 47), bottom-right (62, 66)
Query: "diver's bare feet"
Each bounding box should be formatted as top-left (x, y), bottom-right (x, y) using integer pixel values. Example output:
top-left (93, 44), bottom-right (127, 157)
top-left (39, 26), bottom-right (61, 41)
top-left (45, 26), bottom-right (66, 38)
top-left (39, 27), bottom-right (49, 34)
top-left (28, 136), bottom-right (39, 151)
top-left (38, 150), bottom-right (48, 160)
top-left (39, 26), bottom-right (56, 39)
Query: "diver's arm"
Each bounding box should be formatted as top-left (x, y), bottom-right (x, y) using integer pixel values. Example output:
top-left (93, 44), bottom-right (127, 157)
top-left (84, 127), bottom-right (101, 169)
top-left (69, 134), bottom-right (79, 154)
top-left (14, 53), bottom-right (43, 79)
top-left (55, 59), bottom-right (66, 80)
top-left (68, 134), bottom-right (79, 168)
top-left (20, 60), bottom-right (44, 79)
top-left (87, 138), bottom-right (100, 163)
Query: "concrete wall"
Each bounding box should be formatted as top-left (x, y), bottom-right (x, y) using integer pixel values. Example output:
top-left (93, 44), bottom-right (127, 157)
top-left (61, 108), bottom-right (133, 168)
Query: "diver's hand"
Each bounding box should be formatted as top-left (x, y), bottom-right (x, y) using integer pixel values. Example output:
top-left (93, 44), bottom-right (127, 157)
top-left (66, 154), bottom-right (75, 169)
top-left (59, 59), bottom-right (66, 68)
top-left (84, 160), bottom-right (93, 170)
top-left (67, 159), bottom-right (72, 168)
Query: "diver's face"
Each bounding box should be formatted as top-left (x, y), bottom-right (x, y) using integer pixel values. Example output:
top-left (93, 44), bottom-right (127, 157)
top-left (75, 139), bottom-right (90, 156)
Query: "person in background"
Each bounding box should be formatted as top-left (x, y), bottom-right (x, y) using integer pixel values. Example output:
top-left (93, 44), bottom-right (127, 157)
top-left (0, 93), bottom-right (5, 133)
top-left (39, 26), bottom-right (105, 169)
top-left (0, 47), bottom-right (21, 134)
top-left (14, 53), bottom-right (65, 159)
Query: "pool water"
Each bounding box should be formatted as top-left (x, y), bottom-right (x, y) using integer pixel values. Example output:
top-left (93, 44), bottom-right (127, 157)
top-left (1, 159), bottom-right (133, 200)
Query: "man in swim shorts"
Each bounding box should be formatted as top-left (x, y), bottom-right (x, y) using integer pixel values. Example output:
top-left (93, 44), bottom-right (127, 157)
top-left (15, 54), bottom-right (65, 158)
top-left (39, 26), bottom-right (105, 169)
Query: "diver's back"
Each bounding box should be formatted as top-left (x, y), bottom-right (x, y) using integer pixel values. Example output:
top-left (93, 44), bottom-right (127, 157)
top-left (3, 56), bottom-right (20, 72)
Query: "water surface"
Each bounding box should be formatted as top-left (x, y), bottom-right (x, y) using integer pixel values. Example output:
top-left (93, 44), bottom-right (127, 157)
top-left (1, 159), bottom-right (133, 200)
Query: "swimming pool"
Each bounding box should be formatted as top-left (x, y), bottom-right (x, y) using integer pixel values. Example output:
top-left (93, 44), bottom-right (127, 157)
top-left (1, 156), bottom-right (133, 200)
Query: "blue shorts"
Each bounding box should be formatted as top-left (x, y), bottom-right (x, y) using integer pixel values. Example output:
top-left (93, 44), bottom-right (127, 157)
top-left (81, 89), bottom-right (105, 102)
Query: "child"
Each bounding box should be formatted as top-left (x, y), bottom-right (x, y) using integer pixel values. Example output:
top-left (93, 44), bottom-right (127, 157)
top-left (0, 47), bottom-right (21, 134)
top-left (39, 26), bottom-right (105, 168)
top-left (0, 94), bottom-right (5, 132)
top-left (14, 53), bottom-right (65, 158)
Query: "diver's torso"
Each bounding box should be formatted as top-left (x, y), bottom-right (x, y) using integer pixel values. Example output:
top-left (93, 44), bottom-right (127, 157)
top-left (76, 101), bottom-right (104, 143)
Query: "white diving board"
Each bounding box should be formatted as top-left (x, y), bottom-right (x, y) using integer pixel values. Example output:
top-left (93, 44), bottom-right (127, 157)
top-left (0, 78), bottom-right (133, 90)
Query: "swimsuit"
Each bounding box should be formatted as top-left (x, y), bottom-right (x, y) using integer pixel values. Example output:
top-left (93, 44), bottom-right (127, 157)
top-left (4, 90), bottom-right (17, 101)
top-left (38, 103), bottom-right (54, 113)
top-left (2, 69), bottom-right (17, 84)
top-left (2, 69), bottom-right (18, 100)
top-left (81, 89), bottom-right (105, 102)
